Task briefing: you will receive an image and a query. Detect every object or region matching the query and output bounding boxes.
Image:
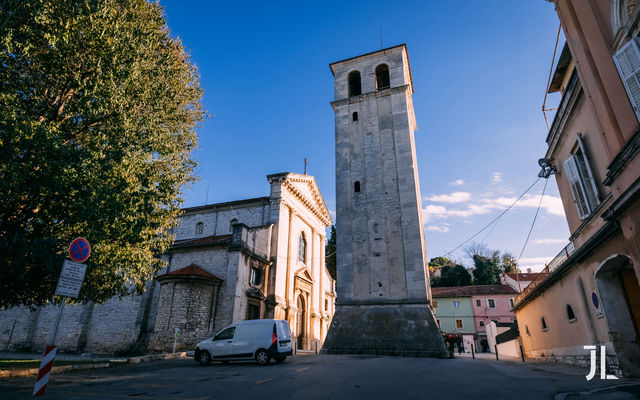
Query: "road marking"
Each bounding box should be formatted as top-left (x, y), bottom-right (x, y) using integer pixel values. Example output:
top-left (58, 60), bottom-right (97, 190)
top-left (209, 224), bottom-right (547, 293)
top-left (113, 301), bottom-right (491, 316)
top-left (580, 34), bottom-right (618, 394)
top-left (255, 378), bottom-right (272, 384)
top-left (296, 367), bottom-right (309, 372)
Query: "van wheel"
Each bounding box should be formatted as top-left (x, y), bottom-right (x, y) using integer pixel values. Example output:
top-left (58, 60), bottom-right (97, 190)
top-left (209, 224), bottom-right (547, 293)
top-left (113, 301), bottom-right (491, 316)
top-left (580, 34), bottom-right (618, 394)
top-left (199, 350), bottom-right (212, 366)
top-left (275, 356), bottom-right (286, 363)
top-left (255, 349), bottom-right (270, 366)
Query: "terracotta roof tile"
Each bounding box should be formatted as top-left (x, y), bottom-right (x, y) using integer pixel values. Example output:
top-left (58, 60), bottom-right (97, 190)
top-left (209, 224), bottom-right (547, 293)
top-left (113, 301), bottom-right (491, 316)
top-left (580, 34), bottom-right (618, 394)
top-left (431, 285), bottom-right (517, 298)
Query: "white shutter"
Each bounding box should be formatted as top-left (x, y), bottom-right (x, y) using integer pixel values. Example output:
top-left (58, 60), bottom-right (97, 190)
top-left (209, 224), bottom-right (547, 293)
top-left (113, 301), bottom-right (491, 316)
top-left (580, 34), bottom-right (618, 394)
top-left (576, 133), bottom-right (600, 207)
top-left (613, 38), bottom-right (640, 120)
top-left (563, 156), bottom-right (592, 220)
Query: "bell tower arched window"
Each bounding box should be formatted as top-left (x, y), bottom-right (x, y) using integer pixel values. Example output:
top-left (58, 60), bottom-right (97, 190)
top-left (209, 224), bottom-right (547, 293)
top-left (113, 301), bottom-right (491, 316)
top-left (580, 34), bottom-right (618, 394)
top-left (375, 64), bottom-right (390, 90)
top-left (348, 70), bottom-right (361, 97)
top-left (298, 232), bottom-right (307, 263)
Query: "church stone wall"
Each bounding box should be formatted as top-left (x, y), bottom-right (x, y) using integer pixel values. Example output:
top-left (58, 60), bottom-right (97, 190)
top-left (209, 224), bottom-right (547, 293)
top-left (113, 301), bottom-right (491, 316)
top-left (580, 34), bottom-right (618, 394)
top-left (174, 203), bottom-right (269, 240)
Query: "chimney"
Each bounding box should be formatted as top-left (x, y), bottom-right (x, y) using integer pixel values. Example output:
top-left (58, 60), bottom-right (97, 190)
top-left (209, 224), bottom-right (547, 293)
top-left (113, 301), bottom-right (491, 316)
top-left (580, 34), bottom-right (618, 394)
top-left (527, 268), bottom-right (532, 273)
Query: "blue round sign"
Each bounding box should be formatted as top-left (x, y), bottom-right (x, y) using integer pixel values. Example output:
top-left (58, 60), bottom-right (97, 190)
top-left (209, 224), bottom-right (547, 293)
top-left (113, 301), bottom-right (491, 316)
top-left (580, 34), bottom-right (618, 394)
top-left (69, 238), bottom-right (91, 262)
top-left (591, 291), bottom-right (599, 309)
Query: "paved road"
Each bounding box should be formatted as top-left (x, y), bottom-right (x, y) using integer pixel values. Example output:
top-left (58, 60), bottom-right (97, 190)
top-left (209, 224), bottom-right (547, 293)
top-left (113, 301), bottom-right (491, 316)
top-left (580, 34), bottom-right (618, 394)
top-left (1, 354), bottom-right (638, 399)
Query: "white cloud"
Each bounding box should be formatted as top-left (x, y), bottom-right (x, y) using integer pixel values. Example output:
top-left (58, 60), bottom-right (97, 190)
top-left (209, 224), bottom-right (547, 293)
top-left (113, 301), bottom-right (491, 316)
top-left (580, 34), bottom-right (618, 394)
top-left (518, 256), bottom-right (555, 273)
top-left (532, 238), bottom-right (567, 245)
top-left (426, 191), bottom-right (471, 203)
top-left (426, 224), bottom-right (450, 233)
top-left (491, 172), bottom-right (503, 183)
top-left (449, 179), bottom-right (464, 186)
top-left (422, 193), bottom-right (565, 223)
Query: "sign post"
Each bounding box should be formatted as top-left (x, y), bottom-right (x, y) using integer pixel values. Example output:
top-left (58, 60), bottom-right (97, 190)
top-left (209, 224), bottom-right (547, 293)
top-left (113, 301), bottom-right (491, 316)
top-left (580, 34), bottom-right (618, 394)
top-left (34, 239), bottom-right (89, 398)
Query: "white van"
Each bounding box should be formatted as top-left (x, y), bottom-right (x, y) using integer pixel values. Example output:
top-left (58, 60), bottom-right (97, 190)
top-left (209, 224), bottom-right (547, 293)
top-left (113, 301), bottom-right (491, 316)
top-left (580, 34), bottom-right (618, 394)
top-left (195, 319), bottom-right (292, 366)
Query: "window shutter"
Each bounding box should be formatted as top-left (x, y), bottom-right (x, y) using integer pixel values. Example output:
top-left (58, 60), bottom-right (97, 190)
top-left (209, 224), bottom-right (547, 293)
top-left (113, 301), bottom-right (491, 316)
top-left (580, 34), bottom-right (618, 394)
top-left (563, 156), bottom-right (592, 220)
top-left (576, 133), bottom-right (600, 207)
top-left (613, 38), bottom-right (640, 120)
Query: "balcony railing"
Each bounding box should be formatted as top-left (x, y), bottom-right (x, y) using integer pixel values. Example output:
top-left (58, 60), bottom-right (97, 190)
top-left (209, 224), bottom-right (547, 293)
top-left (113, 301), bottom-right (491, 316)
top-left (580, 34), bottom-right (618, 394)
top-left (513, 242), bottom-right (575, 306)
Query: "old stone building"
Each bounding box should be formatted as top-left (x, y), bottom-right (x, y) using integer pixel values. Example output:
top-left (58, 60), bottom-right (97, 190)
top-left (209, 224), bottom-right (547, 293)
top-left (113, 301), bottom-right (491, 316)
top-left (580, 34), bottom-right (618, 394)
top-left (0, 172), bottom-right (336, 354)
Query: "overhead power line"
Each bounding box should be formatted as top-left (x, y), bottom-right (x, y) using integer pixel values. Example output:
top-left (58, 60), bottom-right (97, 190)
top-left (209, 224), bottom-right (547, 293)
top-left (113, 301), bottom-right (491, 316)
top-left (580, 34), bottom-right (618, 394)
top-left (443, 178), bottom-right (542, 258)
top-left (517, 178), bottom-right (549, 263)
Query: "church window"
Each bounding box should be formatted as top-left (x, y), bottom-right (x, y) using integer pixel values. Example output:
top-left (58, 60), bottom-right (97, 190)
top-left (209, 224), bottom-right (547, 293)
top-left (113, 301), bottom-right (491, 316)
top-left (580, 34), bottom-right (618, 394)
top-left (230, 218), bottom-right (238, 231)
top-left (525, 325), bottom-right (530, 336)
top-left (566, 304), bottom-right (576, 321)
top-left (352, 111), bottom-right (358, 121)
top-left (325, 299), bottom-right (328, 311)
top-left (375, 64), bottom-right (390, 90)
top-left (348, 70), bottom-right (361, 96)
top-left (250, 267), bottom-right (262, 286)
top-left (541, 316), bottom-right (548, 331)
top-left (354, 181), bottom-right (361, 192)
top-left (298, 233), bottom-right (307, 263)
top-left (195, 222), bottom-right (204, 236)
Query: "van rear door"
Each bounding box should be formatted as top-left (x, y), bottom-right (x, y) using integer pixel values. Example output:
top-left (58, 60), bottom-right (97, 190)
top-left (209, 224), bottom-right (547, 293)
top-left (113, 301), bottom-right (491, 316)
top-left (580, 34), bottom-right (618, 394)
top-left (276, 320), bottom-right (291, 350)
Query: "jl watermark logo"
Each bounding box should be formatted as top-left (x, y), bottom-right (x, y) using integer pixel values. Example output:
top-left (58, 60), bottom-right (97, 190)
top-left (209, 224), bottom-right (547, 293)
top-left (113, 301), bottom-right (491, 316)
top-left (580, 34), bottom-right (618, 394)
top-left (584, 345), bottom-right (618, 380)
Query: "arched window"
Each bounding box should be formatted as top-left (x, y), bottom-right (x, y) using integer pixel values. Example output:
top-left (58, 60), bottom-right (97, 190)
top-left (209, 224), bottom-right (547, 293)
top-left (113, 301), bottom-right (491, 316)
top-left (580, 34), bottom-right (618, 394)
top-left (541, 316), bottom-right (548, 331)
top-left (230, 218), bottom-right (238, 231)
top-left (375, 64), bottom-right (390, 90)
top-left (352, 111), bottom-right (358, 121)
top-left (298, 232), bottom-right (307, 263)
top-left (348, 70), bottom-right (361, 97)
top-left (195, 222), bottom-right (204, 236)
top-left (354, 181), bottom-right (361, 192)
top-left (566, 304), bottom-right (576, 321)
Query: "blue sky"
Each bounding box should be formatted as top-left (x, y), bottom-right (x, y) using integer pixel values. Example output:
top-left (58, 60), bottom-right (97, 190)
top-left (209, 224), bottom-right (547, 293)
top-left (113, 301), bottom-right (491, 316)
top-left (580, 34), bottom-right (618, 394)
top-left (159, 0), bottom-right (570, 271)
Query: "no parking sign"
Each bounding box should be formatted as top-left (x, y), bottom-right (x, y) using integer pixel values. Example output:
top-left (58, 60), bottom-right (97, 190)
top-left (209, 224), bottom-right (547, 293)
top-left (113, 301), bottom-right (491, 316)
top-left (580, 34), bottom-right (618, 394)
top-left (592, 291), bottom-right (603, 318)
top-left (69, 237), bottom-right (91, 262)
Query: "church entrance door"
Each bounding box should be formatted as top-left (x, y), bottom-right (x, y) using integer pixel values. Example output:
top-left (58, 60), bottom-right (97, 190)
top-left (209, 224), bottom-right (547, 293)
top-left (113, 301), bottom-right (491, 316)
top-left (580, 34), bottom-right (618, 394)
top-left (296, 295), bottom-right (305, 349)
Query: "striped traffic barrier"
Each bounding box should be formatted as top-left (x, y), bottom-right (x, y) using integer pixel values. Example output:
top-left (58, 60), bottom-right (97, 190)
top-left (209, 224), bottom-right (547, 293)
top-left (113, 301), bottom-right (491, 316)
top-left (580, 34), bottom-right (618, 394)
top-left (33, 345), bottom-right (57, 397)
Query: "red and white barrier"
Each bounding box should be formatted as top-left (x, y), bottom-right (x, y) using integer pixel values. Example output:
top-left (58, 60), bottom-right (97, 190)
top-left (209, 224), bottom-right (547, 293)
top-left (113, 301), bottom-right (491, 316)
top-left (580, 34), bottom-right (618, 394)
top-left (33, 345), bottom-right (57, 397)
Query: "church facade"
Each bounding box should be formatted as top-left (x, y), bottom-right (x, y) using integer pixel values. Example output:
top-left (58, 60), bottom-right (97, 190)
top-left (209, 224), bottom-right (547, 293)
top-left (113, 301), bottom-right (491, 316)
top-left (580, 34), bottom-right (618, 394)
top-left (0, 173), bottom-right (335, 354)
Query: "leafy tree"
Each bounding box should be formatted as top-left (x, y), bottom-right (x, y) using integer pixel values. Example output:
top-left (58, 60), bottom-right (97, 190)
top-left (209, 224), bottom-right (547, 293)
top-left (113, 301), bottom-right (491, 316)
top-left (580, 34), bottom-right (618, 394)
top-left (499, 252), bottom-right (519, 274)
top-left (325, 225), bottom-right (336, 280)
top-left (472, 255), bottom-right (501, 285)
top-left (428, 256), bottom-right (453, 277)
top-left (0, 0), bottom-right (204, 307)
top-left (431, 264), bottom-right (471, 287)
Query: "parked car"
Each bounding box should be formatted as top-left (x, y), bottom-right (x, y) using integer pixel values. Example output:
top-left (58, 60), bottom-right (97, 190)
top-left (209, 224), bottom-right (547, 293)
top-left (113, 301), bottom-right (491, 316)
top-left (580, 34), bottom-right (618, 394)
top-left (195, 319), bottom-right (292, 366)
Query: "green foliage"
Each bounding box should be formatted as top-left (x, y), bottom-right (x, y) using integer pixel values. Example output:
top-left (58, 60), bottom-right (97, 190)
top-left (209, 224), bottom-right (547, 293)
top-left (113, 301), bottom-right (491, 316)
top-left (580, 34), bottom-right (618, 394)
top-left (471, 255), bottom-right (501, 285)
top-left (428, 256), bottom-right (453, 269)
top-left (431, 264), bottom-right (471, 287)
top-left (325, 225), bottom-right (336, 280)
top-left (0, 0), bottom-right (204, 307)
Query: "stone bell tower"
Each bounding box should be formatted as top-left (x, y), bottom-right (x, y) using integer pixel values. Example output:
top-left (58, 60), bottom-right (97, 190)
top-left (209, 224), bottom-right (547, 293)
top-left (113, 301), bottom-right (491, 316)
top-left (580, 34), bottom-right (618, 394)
top-left (322, 44), bottom-right (447, 357)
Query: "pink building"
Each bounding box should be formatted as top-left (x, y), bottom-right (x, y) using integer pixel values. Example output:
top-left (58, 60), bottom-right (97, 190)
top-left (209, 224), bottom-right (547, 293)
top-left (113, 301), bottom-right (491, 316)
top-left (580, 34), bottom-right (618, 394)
top-left (470, 285), bottom-right (518, 352)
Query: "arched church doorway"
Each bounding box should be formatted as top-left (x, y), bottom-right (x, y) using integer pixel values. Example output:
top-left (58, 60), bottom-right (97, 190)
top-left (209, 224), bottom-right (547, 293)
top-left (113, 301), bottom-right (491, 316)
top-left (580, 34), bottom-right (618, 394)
top-left (595, 254), bottom-right (640, 375)
top-left (296, 295), bottom-right (306, 349)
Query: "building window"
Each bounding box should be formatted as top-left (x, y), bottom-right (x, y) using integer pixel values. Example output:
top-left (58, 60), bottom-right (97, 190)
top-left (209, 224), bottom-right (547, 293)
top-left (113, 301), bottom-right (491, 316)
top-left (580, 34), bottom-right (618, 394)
top-left (325, 299), bottom-right (328, 311)
top-left (432, 300), bottom-right (438, 308)
top-left (250, 267), bottom-right (262, 286)
top-left (354, 181), bottom-right (361, 192)
top-left (436, 319), bottom-right (441, 328)
top-left (455, 319), bottom-right (463, 329)
top-left (453, 301), bottom-right (460, 308)
top-left (476, 299), bottom-right (481, 307)
top-left (195, 222), bottom-right (204, 236)
top-left (563, 134), bottom-right (599, 220)
top-left (541, 316), bottom-right (548, 331)
top-left (298, 232), bottom-right (307, 263)
top-left (566, 304), bottom-right (577, 322)
top-left (526, 325), bottom-right (530, 336)
top-left (613, 37), bottom-right (640, 121)
top-left (352, 111), bottom-right (358, 121)
top-left (509, 298), bottom-right (515, 308)
top-left (230, 218), bottom-right (238, 231)
top-left (348, 70), bottom-right (362, 96)
top-left (487, 299), bottom-right (496, 308)
top-left (375, 64), bottom-right (390, 90)
top-left (479, 321), bottom-right (485, 327)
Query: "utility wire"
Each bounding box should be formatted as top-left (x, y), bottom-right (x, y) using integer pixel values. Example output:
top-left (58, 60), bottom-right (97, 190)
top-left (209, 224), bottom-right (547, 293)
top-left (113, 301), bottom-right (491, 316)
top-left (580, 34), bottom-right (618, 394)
top-left (443, 178), bottom-right (542, 258)
top-left (517, 178), bottom-right (549, 263)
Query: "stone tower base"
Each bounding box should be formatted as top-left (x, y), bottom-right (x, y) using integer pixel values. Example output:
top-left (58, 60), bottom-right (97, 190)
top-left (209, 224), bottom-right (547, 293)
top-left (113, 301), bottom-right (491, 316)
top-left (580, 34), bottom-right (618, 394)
top-left (322, 303), bottom-right (448, 358)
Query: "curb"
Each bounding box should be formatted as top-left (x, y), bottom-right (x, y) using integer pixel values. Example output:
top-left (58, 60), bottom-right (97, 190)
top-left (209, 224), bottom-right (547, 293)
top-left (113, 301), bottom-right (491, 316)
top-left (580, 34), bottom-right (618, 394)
top-left (0, 352), bottom-right (190, 379)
